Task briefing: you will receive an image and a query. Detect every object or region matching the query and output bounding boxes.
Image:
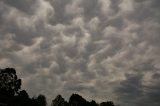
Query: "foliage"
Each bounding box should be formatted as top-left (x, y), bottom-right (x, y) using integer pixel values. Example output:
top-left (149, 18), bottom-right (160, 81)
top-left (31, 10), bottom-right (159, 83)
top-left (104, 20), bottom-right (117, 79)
top-left (0, 68), bottom-right (21, 96)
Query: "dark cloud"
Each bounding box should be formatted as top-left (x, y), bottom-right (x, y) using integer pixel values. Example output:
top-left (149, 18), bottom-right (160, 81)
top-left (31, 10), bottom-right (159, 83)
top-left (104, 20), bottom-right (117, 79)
top-left (109, 0), bottom-right (121, 14)
top-left (2, 0), bottom-right (38, 15)
top-left (0, 0), bottom-right (160, 106)
top-left (80, 0), bottom-right (100, 21)
top-left (114, 74), bottom-right (144, 106)
top-left (48, 0), bottom-right (72, 25)
top-left (114, 72), bottom-right (160, 106)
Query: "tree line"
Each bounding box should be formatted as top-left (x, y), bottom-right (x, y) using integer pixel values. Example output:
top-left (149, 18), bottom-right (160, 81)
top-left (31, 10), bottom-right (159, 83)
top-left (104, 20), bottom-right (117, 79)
top-left (0, 68), bottom-right (115, 106)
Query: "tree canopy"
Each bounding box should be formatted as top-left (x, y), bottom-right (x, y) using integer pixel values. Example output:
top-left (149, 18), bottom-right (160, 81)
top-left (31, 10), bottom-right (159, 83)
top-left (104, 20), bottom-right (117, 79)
top-left (0, 68), bottom-right (21, 96)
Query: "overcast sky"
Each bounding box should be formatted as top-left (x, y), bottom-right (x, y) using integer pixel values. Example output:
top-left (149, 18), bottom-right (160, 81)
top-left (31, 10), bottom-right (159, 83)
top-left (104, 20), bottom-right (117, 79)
top-left (0, 0), bottom-right (160, 106)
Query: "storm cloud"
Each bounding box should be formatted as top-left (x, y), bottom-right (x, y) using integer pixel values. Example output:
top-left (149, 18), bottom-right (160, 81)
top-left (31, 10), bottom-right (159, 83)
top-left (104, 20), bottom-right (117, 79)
top-left (0, 0), bottom-right (160, 106)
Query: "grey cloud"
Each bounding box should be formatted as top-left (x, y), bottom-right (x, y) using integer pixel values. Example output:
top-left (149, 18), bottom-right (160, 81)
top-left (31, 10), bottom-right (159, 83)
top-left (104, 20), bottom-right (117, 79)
top-left (114, 74), bottom-right (143, 105)
top-left (123, 0), bottom-right (160, 23)
top-left (109, 0), bottom-right (121, 14)
top-left (114, 73), bottom-right (160, 106)
top-left (2, 0), bottom-right (38, 15)
top-left (80, 0), bottom-right (100, 21)
top-left (0, 0), bottom-right (54, 45)
top-left (48, 0), bottom-right (72, 25)
top-left (0, 0), bottom-right (160, 106)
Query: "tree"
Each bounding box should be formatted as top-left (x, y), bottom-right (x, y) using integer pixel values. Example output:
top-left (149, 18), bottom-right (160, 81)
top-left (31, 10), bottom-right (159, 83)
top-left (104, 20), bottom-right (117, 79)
top-left (89, 100), bottom-right (98, 106)
top-left (35, 94), bottom-right (47, 106)
top-left (100, 101), bottom-right (115, 106)
top-left (0, 68), bottom-right (21, 96)
top-left (69, 94), bottom-right (88, 106)
top-left (18, 90), bottom-right (29, 99)
top-left (51, 95), bottom-right (69, 106)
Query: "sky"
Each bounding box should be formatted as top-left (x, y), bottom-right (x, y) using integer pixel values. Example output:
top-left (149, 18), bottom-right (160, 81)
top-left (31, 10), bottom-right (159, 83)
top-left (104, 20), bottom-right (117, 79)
top-left (0, 0), bottom-right (160, 106)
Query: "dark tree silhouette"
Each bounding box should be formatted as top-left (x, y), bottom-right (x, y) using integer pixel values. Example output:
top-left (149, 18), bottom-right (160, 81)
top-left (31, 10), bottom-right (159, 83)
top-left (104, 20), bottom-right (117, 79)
top-left (89, 100), bottom-right (98, 106)
top-left (0, 68), bottom-right (21, 97)
top-left (100, 101), bottom-right (115, 106)
top-left (35, 94), bottom-right (47, 106)
top-left (69, 94), bottom-right (88, 106)
top-left (51, 95), bottom-right (69, 106)
top-left (51, 94), bottom-right (116, 106)
top-left (18, 90), bottom-right (29, 99)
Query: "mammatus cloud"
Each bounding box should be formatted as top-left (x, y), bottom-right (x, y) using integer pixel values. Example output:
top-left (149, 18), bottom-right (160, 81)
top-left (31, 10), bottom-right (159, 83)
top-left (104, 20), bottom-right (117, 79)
top-left (0, 0), bottom-right (160, 106)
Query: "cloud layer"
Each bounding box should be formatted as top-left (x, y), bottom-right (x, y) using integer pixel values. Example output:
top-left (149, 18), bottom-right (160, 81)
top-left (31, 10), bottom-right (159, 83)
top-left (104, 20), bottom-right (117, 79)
top-left (0, 0), bottom-right (160, 106)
